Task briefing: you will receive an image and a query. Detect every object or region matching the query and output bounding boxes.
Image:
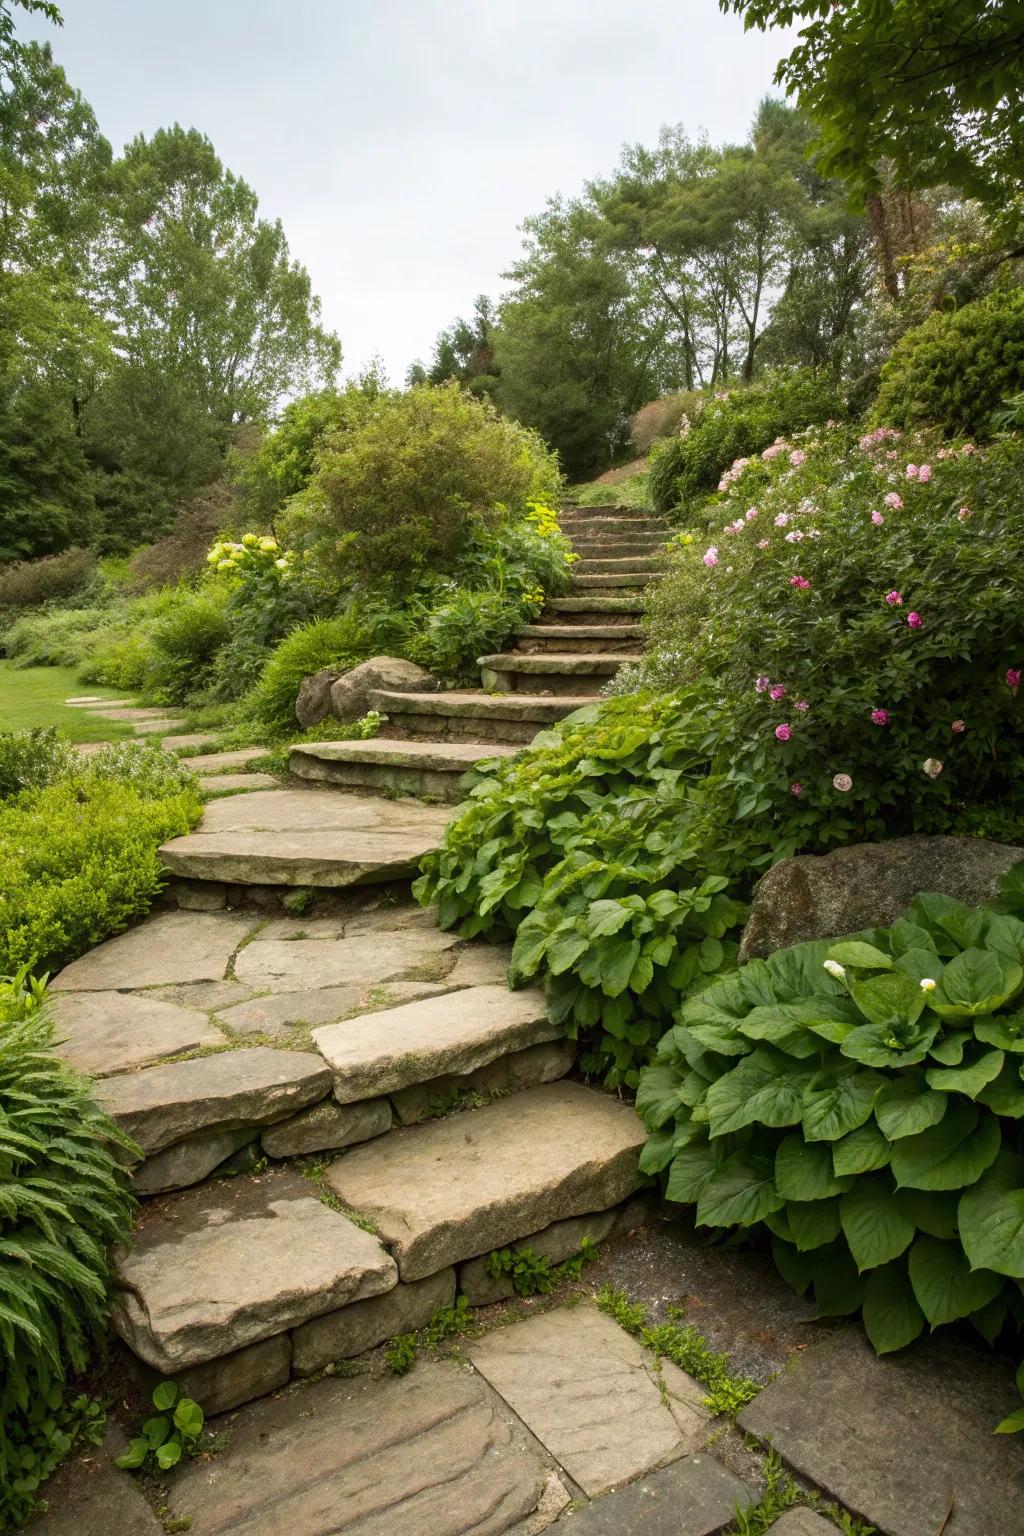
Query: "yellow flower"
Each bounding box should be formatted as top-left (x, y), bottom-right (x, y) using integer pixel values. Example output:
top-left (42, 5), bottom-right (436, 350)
top-left (216, 559), bottom-right (234, 571)
top-left (259, 536), bottom-right (278, 552)
top-left (242, 532), bottom-right (259, 547)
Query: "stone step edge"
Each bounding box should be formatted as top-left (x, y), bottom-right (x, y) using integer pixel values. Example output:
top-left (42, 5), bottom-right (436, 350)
top-left (477, 653), bottom-right (642, 673)
top-left (368, 688), bottom-right (602, 718)
top-left (516, 624), bottom-right (644, 638)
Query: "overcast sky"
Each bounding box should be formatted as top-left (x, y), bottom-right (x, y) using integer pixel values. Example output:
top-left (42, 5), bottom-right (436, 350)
top-left (29, 1), bottom-right (795, 384)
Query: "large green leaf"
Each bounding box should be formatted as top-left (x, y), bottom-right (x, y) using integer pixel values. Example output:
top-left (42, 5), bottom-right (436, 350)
top-left (840, 1017), bottom-right (938, 1069)
top-left (959, 1150), bottom-right (1024, 1279)
top-left (545, 930), bottom-right (591, 975)
top-left (635, 1063), bottom-right (686, 1130)
top-left (696, 1150), bottom-right (784, 1229)
top-left (979, 1058), bottom-right (1024, 1118)
top-left (896, 1188), bottom-right (960, 1240)
top-left (704, 1048), bottom-right (813, 1137)
top-left (862, 1261), bottom-right (926, 1354)
top-left (847, 971), bottom-right (926, 1028)
top-left (775, 1134), bottom-right (852, 1201)
top-left (665, 1141), bottom-right (719, 1204)
top-left (907, 1235), bottom-right (1004, 1327)
top-left (832, 1120), bottom-right (892, 1176)
top-left (925, 1049), bottom-right (1005, 1098)
top-left (736, 1003), bottom-right (827, 1058)
top-left (929, 949), bottom-right (1023, 1019)
top-left (890, 1101), bottom-right (1001, 1191)
top-left (809, 1246), bottom-right (865, 1316)
top-left (772, 1235), bottom-right (813, 1295)
top-left (827, 940), bottom-right (893, 970)
top-left (874, 1078), bottom-right (948, 1140)
top-left (840, 1176), bottom-right (916, 1271)
top-left (981, 911), bottom-right (1024, 966)
top-left (765, 940), bottom-right (842, 1001)
top-left (927, 1029), bottom-right (971, 1065)
top-left (975, 1012), bottom-right (1024, 1052)
top-left (907, 893), bottom-right (986, 955)
top-left (801, 1068), bottom-right (883, 1142)
top-left (787, 1197), bottom-right (842, 1251)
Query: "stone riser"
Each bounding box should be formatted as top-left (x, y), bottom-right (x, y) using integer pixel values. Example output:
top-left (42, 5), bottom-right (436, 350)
top-left (514, 634), bottom-right (642, 655)
top-left (571, 573), bottom-right (659, 590)
top-left (544, 599), bottom-right (645, 621)
top-left (378, 710), bottom-right (557, 745)
top-left (288, 754), bottom-right (475, 803)
top-left (573, 557), bottom-right (664, 575)
top-left (481, 668), bottom-right (625, 696)
top-left (570, 540), bottom-right (665, 557)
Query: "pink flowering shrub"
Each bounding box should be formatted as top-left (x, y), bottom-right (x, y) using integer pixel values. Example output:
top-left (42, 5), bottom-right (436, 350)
top-left (643, 422), bottom-right (1024, 848)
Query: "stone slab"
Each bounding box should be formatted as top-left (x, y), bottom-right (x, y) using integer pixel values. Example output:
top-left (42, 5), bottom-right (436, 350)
top-left (165, 1363), bottom-right (548, 1536)
top-left (508, 1473), bottom-right (572, 1536)
top-left (181, 746), bottom-right (270, 772)
top-left (160, 824), bottom-right (448, 887)
top-left (161, 731), bottom-right (220, 752)
top-left (132, 717), bottom-right (185, 735)
top-left (262, 1096), bottom-right (392, 1157)
top-left (50, 990), bottom-right (224, 1076)
top-left (291, 1267), bottom-right (456, 1374)
top-left (548, 1454), bottom-right (756, 1535)
top-left (459, 1202), bottom-right (635, 1304)
top-left (234, 928), bottom-right (457, 992)
top-left (51, 910), bottom-right (259, 991)
top-left (95, 1046), bottom-right (332, 1154)
top-left (740, 834), bottom-right (1023, 961)
top-left (131, 1126), bottom-right (258, 1195)
top-left (151, 978), bottom-right (254, 1010)
top-left (175, 1333), bottom-right (292, 1416)
top-left (292, 738), bottom-right (519, 771)
top-left (314, 984), bottom-right (558, 1103)
top-left (112, 1169), bottom-right (398, 1371)
top-left (469, 1306), bottom-right (708, 1496)
top-left (201, 771), bottom-right (280, 793)
top-left (91, 706), bottom-right (172, 720)
top-left (737, 1328), bottom-right (1024, 1536)
top-left (28, 1428), bottom-right (165, 1536)
top-left (390, 1038), bottom-right (574, 1125)
top-left (369, 687), bottom-right (600, 722)
top-left (765, 1514), bottom-right (839, 1536)
top-left (442, 942), bottom-right (515, 988)
top-left (215, 982), bottom-right (448, 1037)
top-left (324, 1081), bottom-right (647, 1280)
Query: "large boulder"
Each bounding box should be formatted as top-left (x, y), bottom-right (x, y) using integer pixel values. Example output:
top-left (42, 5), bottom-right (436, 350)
top-left (329, 656), bottom-right (433, 722)
top-left (295, 667), bottom-right (341, 728)
top-left (739, 835), bottom-right (1023, 962)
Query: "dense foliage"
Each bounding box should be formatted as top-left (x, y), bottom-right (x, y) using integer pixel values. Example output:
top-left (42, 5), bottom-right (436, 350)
top-left (0, 735), bottom-right (202, 974)
top-left (636, 878), bottom-right (1024, 1405)
top-left (873, 287), bottom-right (1024, 438)
top-left (648, 370), bottom-right (845, 515)
top-left (0, 969), bottom-right (136, 1526)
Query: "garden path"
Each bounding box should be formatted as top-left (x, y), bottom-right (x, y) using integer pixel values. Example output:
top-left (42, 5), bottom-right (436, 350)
top-left (40, 508), bottom-right (1024, 1534)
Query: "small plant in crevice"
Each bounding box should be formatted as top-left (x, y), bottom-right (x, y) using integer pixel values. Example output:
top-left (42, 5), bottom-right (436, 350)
top-left (595, 1286), bottom-right (759, 1417)
top-left (116, 1381), bottom-right (204, 1473)
top-left (385, 1294), bottom-right (478, 1375)
top-left (485, 1236), bottom-right (599, 1297)
top-left (724, 1448), bottom-right (877, 1536)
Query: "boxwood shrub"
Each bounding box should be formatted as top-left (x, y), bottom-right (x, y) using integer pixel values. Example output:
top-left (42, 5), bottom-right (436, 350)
top-left (637, 872), bottom-right (1024, 1389)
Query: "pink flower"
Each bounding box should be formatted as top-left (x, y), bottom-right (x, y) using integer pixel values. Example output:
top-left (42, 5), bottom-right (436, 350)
top-left (757, 539), bottom-right (770, 549)
top-left (918, 464), bottom-right (932, 482)
top-left (790, 575), bottom-right (811, 590)
top-left (907, 612), bottom-right (922, 629)
top-left (789, 450), bottom-right (806, 467)
top-left (952, 719), bottom-right (966, 734)
top-left (884, 492), bottom-right (903, 510)
top-left (870, 709), bottom-right (890, 726)
top-left (769, 684), bottom-right (787, 701)
top-left (755, 675), bottom-right (771, 693)
top-left (833, 773), bottom-right (853, 793)
top-left (1007, 669), bottom-right (1022, 693)
top-left (885, 590), bottom-right (902, 606)
top-left (775, 724), bottom-right (792, 742)
top-left (871, 511), bottom-right (885, 526)
top-left (795, 699), bottom-right (809, 712)
top-left (785, 530), bottom-right (805, 543)
top-left (745, 507), bottom-right (759, 521)
top-left (790, 782), bottom-right (804, 797)
top-left (774, 513), bottom-right (790, 528)
top-left (905, 463), bottom-right (919, 480)
top-left (703, 546), bottom-right (719, 568)
top-left (922, 758), bottom-right (943, 780)
top-left (962, 443), bottom-right (975, 455)
top-left (957, 506), bottom-right (973, 522)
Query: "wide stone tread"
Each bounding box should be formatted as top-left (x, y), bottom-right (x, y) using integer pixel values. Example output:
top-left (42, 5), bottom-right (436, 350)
top-left (312, 984), bottom-right (558, 1102)
top-left (292, 738), bottom-right (517, 772)
top-left (571, 572), bottom-right (660, 588)
top-left (164, 1363), bottom-right (548, 1536)
top-left (325, 1080), bottom-right (647, 1280)
top-left (573, 556), bottom-right (665, 574)
top-left (112, 1169), bottom-right (397, 1372)
top-left (52, 910), bottom-right (260, 991)
top-left (369, 688), bottom-right (598, 722)
top-left (180, 746), bottom-right (270, 773)
top-left (478, 651), bottom-right (641, 675)
top-left (547, 596), bottom-right (645, 614)
top-left (551, 1454), bottom-right (756, 1535)
top-left (516, 624), bottom-right (644, 641)
top-left (49, 991), bottom-right (224, 1077)
top-left (94, 1046), bottom-right (332, 1154)
top-left (159, 787), bottom-right (450, 887)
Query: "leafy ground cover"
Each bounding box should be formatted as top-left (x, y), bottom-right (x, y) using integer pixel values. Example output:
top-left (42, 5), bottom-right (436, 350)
top-left (0, 663), bottom-right (133, 742)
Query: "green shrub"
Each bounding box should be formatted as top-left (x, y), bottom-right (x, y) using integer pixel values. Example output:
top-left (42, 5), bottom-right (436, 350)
top-left (409, 589), bottom-right (525, 681)
top-left (0, 777), bottom-right (202, 974)
top-left (648, 371), bottom-right (844, 515)
top-left (874, 287), bottom-right (1024, 438)
top-left (81, 741), bottom-right (199, 800)
top-left (247, 610), bottom-right (407, 735)
top-left (636, 877), bottom-right (1024, 1384)
top-left (0, 974), bottom-right (136, 1526)
top-left (78, 625), bottom-right (155, 691)
top-left (3, 607), bottom-right (112, 669)
top-left (299, 381), bottom-right (560, 588)
top-left (144, 590), bottom-right (232, 704)
top-left (0, 729), bottom-right (76, 800)
top-left (0, 548), bottom-right (98, 611)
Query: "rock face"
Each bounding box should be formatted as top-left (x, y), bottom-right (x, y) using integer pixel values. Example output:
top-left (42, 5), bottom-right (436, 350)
top-left (261, 1096), bottom-right (392, 1157)
top-left (112, 1170), bottom-right (398, 1371)
top-left (164, 1364), bottom-right (548, 1536)
top-left (131, 1127), bottom-right (258, 1195)
top-left (291, 1268), bottom-right (456, 1375)
top-left (324, 1081), bottom-right (648, 1281)
top-left (739, 835), bottom-right (1023, 961)
top-left (294, 665), bottom-right (342, 728)
top-left (329, 655), bottom-right (433, 722)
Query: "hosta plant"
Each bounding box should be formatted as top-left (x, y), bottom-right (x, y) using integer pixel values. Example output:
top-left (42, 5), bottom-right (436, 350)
top-left (116, 1381), bottom-right (205, 1472)
top-left (637, 870), bottom-right (1024, 1427)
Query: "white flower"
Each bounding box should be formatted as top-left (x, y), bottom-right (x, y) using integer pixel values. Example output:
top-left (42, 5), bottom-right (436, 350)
top-left (832, 773), bottom-right (853, 793)
top-left (275, 557), bottom-right (288, 570)
top-left (922, 758), bottom-right (944, 780)
top-left (920, 978), bottom-right (937, 991)
top-left (823, 959), bottom-right (846, 980)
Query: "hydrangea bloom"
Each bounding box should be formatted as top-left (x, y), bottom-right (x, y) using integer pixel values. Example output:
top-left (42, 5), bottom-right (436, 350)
top-left (775, 723), bottom-right (792, 741)
top-left (870, 709), bottom-right (890, 726)
top-left (833, 773), bottom-right (853, 792)
top-left (906, 463), bottom-right (919, 480)
top-left (789, 450), bottom-right (806, 466)
top-left (745, 507), bottom-right (759, 521)
top-left (795, 699), bottom-right (809, 712)
top-left (871, 511), bottom-right (885, 526)
top-left (907, 612), bottom-right (922, 629)
top-left (703, 546), bottom-right (719, 568)
top-left (785, 530), bottom-right (805, 543)
top-left (918, 464), bottom-right (932, 482)
top-left (774, 512), bottom-right (790, 527)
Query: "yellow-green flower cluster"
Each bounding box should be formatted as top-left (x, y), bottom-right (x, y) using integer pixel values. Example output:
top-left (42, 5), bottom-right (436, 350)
top-left (525, 501), bottom-right (562, 539)
top-left (206, 534), bottom-right (293, 574)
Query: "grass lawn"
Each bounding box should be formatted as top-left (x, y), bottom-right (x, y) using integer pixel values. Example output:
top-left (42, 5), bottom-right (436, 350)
top-left (0, 662), bottom-right (136, 742)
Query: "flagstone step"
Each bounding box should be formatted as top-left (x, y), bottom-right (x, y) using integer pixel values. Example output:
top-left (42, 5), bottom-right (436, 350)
top-left (546, 595), bottom-right (646, 620)
top-left (159, 787), bottom-right (451, 889)
top-left (573, 555), bottom-right (665, 574)
top-left (514, 623), bottom-right (644, 653)
top-left (478, 651), bottom-right (641, 695)
top-left (570, 538), bottom-right (667, 557)
top-left (571, 571), bottom-right (662, 589)
top-left (180, 745), bottom-right (269, 774)
top-left (200, 771), bottom-right (280, 794)
top-left (324, 1079), bottom-right (647, 1280)
top-left (562, 517), bottom-right (670, 536)
top-left (560, 505), bottom-right (662, 520)
top-left (162, 731), bottom-right (221, 753)
top-left (289, 736), bottom-right (517, 801)
top-left (132, 717), bottom-right (186, 735)
top-left (367, 688), bottom-right (600, 744)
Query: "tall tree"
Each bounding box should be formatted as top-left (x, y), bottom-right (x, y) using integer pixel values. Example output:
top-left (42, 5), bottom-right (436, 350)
top-left (412, 295), bottom-right (500, 397)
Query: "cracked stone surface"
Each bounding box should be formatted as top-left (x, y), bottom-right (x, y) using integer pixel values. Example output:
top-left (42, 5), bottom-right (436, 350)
top-left (233, 928), bottom-right (457, 991)
top-left (547, 1454), bottom-right (756, 1535)
top-left (165, 1363), bottom-right (548, 1536)
top-left (52, 911), bottom-right (259, 990)
top-left (49, 990), bottom-right (223, 1076)
top-left (112, 1169), bottom-right (397, 1371)
top-left (469, 1306), bottom-right (709, 1496)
